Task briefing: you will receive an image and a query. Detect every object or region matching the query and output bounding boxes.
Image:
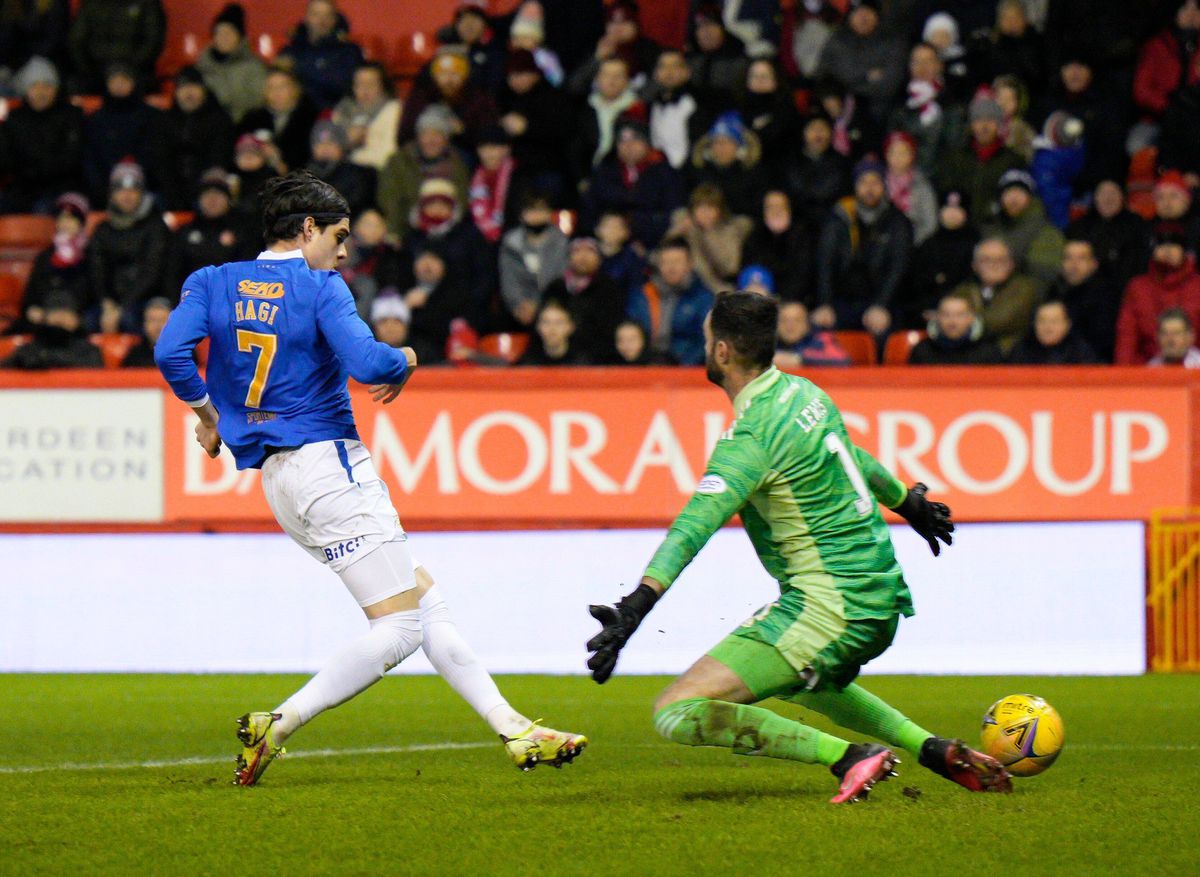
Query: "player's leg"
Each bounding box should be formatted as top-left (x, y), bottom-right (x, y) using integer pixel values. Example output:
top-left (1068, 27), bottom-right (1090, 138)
top-left (413, 563), bottom-right (587, 770)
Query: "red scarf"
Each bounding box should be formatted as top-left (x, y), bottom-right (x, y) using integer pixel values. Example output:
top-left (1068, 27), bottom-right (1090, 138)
top-left (50, 230), bottom-right (87, 268)
top-left (469, 157), bottom-right (514, 244)
top-left (621, 151), bottom-right (661, 188)
top-left (887, 170), bottom-right (913, 213)
top-left (971, 137), bottom-right (1003, 162)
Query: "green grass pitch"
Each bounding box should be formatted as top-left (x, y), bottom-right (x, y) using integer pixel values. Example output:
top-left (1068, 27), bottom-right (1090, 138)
top-left (1, 673), bottom-right (1197, 876)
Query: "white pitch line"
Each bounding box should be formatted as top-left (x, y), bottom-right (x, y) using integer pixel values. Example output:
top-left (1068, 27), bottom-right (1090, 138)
top-left (0, 741), bottom-right (495, 776)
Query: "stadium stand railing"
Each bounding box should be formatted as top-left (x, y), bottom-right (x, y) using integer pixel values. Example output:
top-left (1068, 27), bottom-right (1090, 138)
top-left (1148, 508), bottom-right (1200, 672)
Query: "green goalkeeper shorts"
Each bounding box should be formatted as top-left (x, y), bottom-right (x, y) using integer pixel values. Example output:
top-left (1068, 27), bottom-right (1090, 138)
top-left (707, 585), bottom-right (898, 699)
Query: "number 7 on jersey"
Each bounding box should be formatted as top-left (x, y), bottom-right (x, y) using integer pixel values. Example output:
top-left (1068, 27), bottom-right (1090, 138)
top-left (236, 329), bottom-right (277, 408)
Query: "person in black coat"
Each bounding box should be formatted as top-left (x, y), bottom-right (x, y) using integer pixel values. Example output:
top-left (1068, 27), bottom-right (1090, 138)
top-left (908, 290), bottom-right (1003, 365)
top-left (17, 192), bottom-right (91, 329)
top-left (1036, 54), bottom-right (1128, 195)
top-left (738, 58), bottom-right (802, 175)
top-left (1007, 298), bottom-right (1099, 364)
top-left (2, 293), bottom-right (102, 369)
top-left (305, 120), bottom-right (376, 215)
top-left (162, 66), bottom-right (235, 211)
top-left (780, 113), bottom-right (852, 227)
top-left (400, 243), bottom-right (476, 365)
top-left (174, 169), bottom-right (258, 286)
top-left (741, 189), bottom-right (811, 303)
top-left (518, 297), bottom-right (591, 365)
top-left (340, 208), bottom-right (403, 320)
top-left (0, 0), bottom-right (69, 74)
top-left (0, 57), bottom-right (83, 214)
top-left (907, 188), bottom-right (979, 328)
top-left (538, 236), bottom-right (626, 363)
top-left (1065, 180), bottom-right (1150, 291)
top-left (88, 160), bottom-right (175, 333)
top-left (1045, 237), bottom-right (1123, 362)
top-left (239, 66), bottom-right (320, 175)
top-left (641, 49), bottom-right (714, 173)
top-left (970, 0), bottom-right (1046, 100)
top-left (277, 0), bottom-right (364, 110)
top-left (579, 117), bottom-right (685, 251)
top-left (497, 49), bottom-right (573, 200)
top-left (82, 62), bottom-right (169, 206)
top-left (685, 2), bottom-right (749, 106)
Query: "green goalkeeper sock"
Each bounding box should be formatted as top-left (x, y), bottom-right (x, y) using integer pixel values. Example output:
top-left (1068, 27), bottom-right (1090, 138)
top-left (653, 697), bottom-right (850, 766)
top-left (785, 683), bottom-right (931, 757)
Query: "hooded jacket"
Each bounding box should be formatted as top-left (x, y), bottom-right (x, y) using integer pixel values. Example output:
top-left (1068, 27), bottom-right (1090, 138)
top-left (1115, 257), bottom-right (1200, 364)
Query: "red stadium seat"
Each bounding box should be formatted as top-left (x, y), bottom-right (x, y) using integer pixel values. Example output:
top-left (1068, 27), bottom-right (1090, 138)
top-left (89, 332), bottom-right (141, 369)
top-left (883, 330), bottom-right (926, 365)
top-left (831, 330), bottom-right (877, 366)
top-left (0, 259), bottom-right (34, 287)
top-left (477, 332), bottom-right (529, 364)
top-left (85, 212), bottom-right (107, 237)
top-left (0, 214), bottom-right (55, 253)
top-left (164, 211), bottom-right (195, 231)
top-left (0, 274), bottom-right (23, 331)
top-left (0, 333), bottom-right (31, 364)
top-left (70, 95), bottom-right (102, 114)
top-left (393, 33), bottom-right (435, 79)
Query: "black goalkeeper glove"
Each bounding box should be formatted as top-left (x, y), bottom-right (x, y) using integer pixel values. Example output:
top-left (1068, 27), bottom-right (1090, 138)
top-left (586, 584), bottom-right (660, 684)
top-left (891, 482), bottom-right (954, 556)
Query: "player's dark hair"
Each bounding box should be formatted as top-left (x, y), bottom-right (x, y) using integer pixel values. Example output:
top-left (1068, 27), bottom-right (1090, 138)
top-left (709, 291), bottom-right (778, 371)
top-left (261, 170), bottom-right (351, 244)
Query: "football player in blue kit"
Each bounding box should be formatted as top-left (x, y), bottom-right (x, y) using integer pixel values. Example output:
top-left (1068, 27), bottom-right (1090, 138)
top-left (156, 172), bottom-right (585, 785)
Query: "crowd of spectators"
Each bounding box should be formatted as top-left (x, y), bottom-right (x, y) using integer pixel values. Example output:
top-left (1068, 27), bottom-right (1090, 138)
top-left (3, 0), bottom-right (1200, 370)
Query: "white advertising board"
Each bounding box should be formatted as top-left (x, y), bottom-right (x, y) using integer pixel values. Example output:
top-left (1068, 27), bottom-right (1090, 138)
top-left (0, 522), bottom-right (1144, 675)
top-left (0, 389), bottom-right (163, 522)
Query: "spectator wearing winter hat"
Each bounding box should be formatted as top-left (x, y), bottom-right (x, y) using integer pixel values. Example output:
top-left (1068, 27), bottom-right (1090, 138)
top-left (982, 168), bottom-right (1064, 293)
top-left (688, 111), bottom-right (767, 219)
top-left (238, 66), bottom-right (320, 174)
top-left (67, 0), bottom-right (165, 94)
top-left (398, 46), bottom-right (499, 151)
top-left (976, 0), bottom-right (1046, 102)
top-left (566, 0), bottom-right (661, 98)
top-left (18, 193), bottom-right (91, 330)
top-left (886, 41), bottom-right (965, 180)
top-left (774, 300), bottom-right (852, 368)
top-left (331, 62), bottom-right (402, 171)
top-left (815, 0), bottom-right (906, 123)
top-left (82, 61), bottom-right (169, 206)
top-left (1149, 307), bottom-right (1200, 367)
top-left (686, 2), bottom-right (748, 106)
top-left (883, 130), bottom-right (937, 244)
top-left (780, 112), bottom-right (852, 227)
top-left (162, 66), bottom-right (235, 210)
top-left (432, 0), bottom-right (504, 93)
top-left (509, 1), bottom-right (564, 86)
top-left (370, 293), bottom-right (411, 349)
top-left (404, 177), bottom-right (492, 331)
top-left (1066, 180), bottom-right (1151, 290)
top-left (939, 89), bottom-right (1025, 227)
top-left (813, 156), bottom-right (914, 339)
top-left (579, 116), bottom-right (685, 251)
top-left (305, 120), bottom-right (376, 215)
top-left (737, 59), bottom-right (802, 176)
top-left (643, 49), bottom-right (713, 172)
top-left (89, 160), bottom-right (175, 334)
top-left (231, 134), bottom-right (278, 218)
top-left (469, 126), bottom-right (517, 245)
top-left (949, 237), bottom-right (1039, 355)
top-left (921, 11), bottom-right (974, 104)
top-left (666, 182), bottom-right (752, 293)
top-left (907, 290), bottom-right (1003, 365)
top-left (195, 3), bottom-right (267, 125)
top-left (497, 47), bottom-right (572, 200)
top-left (539, 235), bottom-right (626, 363)
top-left (1116, 222), bottom-right (1200, 364)
top-left (570, 56), bottom-right (643, 182)
top-left (499, 190), bottom-right (569, 328)
top-left (737, 264), bottom-right (775, 296)
top-left (174, 169), bottom-right (257, 287)
top-left (909, 188), bottom-right (980, 328)
top-left (278, 0), bottom-right (364, 110)
top-left (377, 104), bottom-right (470, 243)
top-left (1, 292), bottom-right (103, 370)
top-left (0, 57), bottom-right (84, 214)
top-left (1150, 170), bottom-right (1200, 253)
top-left (742, 189), bottom-right (813, 303)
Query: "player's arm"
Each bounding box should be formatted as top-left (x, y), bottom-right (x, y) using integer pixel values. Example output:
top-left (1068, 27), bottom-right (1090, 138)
top-left (587, 427), bottom-right (770, 683)
top-left (316, 274), bottom-right (415, 401)
top-left (852, 444), bottom-right (954, 556)
top-left (155, 274), bottom-right (222, 456)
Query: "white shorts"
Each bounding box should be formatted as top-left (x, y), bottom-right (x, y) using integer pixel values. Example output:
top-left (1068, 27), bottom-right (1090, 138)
top-left (262, 439), bottom-right (418, 606)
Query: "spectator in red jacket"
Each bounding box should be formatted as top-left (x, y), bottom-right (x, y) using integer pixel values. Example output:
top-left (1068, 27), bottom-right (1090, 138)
top-left (1130, 1), bottom-right (1200, 154)
top-left (1116, 222), bottom-right (1200, 363)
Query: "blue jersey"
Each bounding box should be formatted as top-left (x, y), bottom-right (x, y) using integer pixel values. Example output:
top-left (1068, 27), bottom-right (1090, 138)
top-left (155, 251), bottom-right (410, 469)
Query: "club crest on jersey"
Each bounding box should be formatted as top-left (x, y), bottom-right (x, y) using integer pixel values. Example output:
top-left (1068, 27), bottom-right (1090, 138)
top-left (237, 280), bottom-right (286, 299)
top-left (696, 474), bottom-right (728, 494)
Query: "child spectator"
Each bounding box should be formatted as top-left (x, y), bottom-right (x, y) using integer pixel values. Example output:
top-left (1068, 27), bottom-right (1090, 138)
top-left (1149, 307), bottom-right (1200, 366)
top-left (331, 62), bottom-right (402, 170)
top-left (1030, 111), bottom-right (1085, 229)
top-left (499, 191), bottom-right (569, 328)
top-left (614, 318), bottom-right (672, 365)
top-left (1007, 298), bottom-right (1098, 364)
top-left (627, 236), bottom-right (713, 366)
top-left (993, 74), bottom-right (1036, 163)
top-left (667, 183), bottom-right (752, 293)
top-left (195, 3), bottom-right (267, 125)
top-left (19, 193), bottom-right (91, 329)
top-left (369, 293), bottom-right (410, 349)
top-left (279, 0), bottom-right (364, 110)
top-left (305, 120), bottom-right (376, 215)
top-left (519, 297), bottom-right (589, 365)
top-left (469, 127), bottom-right (516, 245)
top-left (908, 290), bottom-right (1003, 365)
top-left (121, 297), bottom-right (173, 367)
top-left (773, 300), bottom-right (851, 368)
top-left (0, 58), bottom-right (83, 215)
top-left (742, 190), bottom-right (811, 303)
top-left (921, 12), bottom-right (973, 104)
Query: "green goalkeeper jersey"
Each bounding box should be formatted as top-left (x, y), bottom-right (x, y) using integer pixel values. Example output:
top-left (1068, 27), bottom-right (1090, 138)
top-left (644, 367), bottom-right (914, 621)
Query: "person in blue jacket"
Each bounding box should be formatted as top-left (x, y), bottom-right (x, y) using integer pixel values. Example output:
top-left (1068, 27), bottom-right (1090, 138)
top-left (626, 236), bottom-right (714, 365)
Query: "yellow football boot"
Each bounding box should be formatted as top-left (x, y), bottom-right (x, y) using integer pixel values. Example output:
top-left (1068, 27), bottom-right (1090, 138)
top-left (233, 712), bottom-right (286, 786)
top-left (502, 721), bottom-right (587, 771)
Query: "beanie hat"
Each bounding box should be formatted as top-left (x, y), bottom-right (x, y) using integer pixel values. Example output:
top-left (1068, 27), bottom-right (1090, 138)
top-left (1155, 170), bottom-right (1191, 198)
top-left (708, 111), bottom-right (747, 146)
top-left (197, 168), bottom-right (232, 197)
top-left (416, 103), bottom-right (458, 136)
top-left (14, 56), bottom-right (59, 94)
top-left (997, 168), bottom-right (1036, 195)
top-left (54, 192), bottom-right (90, 222)
top-left (737, 265), bottom-right (775, 294)
top-left (109, 159), bottom-right (146, 191)
top-left (883, 130), bottom-right (917, 156)
top-left (510, 2), bottom-right (545, 42)
top-left (615, 116), bottom-right (650, 143)
top-left (852, 156), bottom-right (886, 184)
top-left (505, 48), bottom-right (540, 76)
top-left (969, 90), bottom-right (1004, 123)
top-left (310, 119), bottom-right (348, 150)
top-left (1152, 221), bottom-right (1189, 248)
top-left (371, 294), bottom-right (412, 325)
top-left (175, 65), bottom-right (204, 89)
top-left (432, 48), bottom-right (470, 79)
top-left (235, 133), bottom-right (266, 155)
top-left (418, 177), bottom-right (458, 206)
top-left (477, 124), bottom-right (510, 147)
top-left (922, 12), bottom-right (960, 46)
top-left (1042, 110), bottom-right (1084, 148)
top-left (212, 2), bottom-right (246, 36)
top-left (940, 188), bottom-right (971, 213)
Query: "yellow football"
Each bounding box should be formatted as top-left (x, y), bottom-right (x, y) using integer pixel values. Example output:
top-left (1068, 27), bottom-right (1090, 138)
top-left (980, 694), bottom-right (1064, 777)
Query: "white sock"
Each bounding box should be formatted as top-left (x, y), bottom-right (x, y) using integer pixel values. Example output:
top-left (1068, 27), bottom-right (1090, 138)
top-left (274, 609), bottom-right (422, 744)
top-left (419, 585), bottom-right (530, 738)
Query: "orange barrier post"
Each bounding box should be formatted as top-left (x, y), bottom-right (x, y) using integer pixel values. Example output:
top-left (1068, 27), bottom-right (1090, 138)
top-left (1148, 508), bottom-right (1200, 672)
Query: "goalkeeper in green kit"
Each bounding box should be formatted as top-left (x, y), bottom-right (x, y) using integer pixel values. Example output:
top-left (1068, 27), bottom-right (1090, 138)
top-left (586, 292), bottom-right (1012, 804)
